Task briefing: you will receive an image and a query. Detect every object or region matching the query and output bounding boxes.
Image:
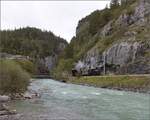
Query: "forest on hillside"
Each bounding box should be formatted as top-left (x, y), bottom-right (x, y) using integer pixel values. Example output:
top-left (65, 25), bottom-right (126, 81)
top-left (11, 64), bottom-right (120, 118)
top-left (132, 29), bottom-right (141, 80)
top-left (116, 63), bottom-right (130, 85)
top-left (0, 27), bottom-right (67, 58)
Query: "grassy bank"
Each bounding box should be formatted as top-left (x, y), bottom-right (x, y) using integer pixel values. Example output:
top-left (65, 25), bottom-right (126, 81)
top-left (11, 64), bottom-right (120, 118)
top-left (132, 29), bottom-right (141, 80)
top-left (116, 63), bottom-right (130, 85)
top-left (68, 75), bottom-right (150, 93)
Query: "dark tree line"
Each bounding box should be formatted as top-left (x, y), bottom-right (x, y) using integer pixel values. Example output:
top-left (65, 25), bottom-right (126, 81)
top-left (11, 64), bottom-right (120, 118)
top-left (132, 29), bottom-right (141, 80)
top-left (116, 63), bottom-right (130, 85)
top-left (0, 27), bottom-right (67, 58)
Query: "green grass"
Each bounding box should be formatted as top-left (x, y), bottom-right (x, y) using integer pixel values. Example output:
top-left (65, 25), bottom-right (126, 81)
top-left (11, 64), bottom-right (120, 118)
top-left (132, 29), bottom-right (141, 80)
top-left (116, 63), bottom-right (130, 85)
top-left (69, 75), bottom-right (150, 92)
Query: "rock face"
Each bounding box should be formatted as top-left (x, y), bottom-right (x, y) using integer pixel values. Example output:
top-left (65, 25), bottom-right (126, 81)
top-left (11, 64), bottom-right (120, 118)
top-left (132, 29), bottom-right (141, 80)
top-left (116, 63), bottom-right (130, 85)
top-left (45, 55), bottom-right (57, 70)
top-left (75, 41), bottom-right (150, 74)
top-left (75, 48), bottom-right (102, 73)
top-left (36, 42), bottom-right (67, 74)
top-left (101, 21), bottom-right (113, 37)
top-left (116, 0), bottom-right (150, 26)
top-left (105, 42), bottom-right (140, 66)
top-left (73, 0), bottom-right (150, 75)
top-left (37, 54), bottom-right (57, 73)
top-left (104, 41), bottom-right (150, 74)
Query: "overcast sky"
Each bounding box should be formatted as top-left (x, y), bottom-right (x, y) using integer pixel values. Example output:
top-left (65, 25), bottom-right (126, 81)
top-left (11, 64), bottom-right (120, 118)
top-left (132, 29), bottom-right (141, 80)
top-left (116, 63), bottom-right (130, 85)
top-left (1, 1), bottom-right (110, 42)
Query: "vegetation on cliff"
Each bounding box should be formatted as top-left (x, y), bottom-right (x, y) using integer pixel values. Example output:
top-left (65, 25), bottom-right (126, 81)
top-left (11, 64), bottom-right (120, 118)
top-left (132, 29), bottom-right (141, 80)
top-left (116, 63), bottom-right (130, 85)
top-left (53, 0), bottom-right (150, 79)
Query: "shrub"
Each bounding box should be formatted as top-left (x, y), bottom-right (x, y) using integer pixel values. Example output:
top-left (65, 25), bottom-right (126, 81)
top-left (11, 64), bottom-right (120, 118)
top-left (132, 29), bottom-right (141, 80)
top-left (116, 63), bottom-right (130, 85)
top-left (15, 59), bottom-right (36, 75)
top-left (0, 60), bottom-right (30, 95)
top-left (52, 59), bottom-right (74, 79)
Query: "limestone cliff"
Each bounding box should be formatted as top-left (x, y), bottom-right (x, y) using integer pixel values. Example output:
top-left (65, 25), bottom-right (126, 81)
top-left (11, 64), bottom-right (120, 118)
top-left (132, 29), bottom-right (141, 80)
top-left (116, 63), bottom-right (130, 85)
top-left (77, 0), bottom-right (150, 74)
top-left (68, 0), bottom-right (150, 75)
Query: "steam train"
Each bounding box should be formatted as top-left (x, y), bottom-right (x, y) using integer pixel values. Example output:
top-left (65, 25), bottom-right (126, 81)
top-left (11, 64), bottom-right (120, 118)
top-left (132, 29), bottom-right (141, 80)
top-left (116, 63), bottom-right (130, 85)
top-left (72, 67), bottom-right (103, 76)
top-left (72, 64), bottom-right (120, 76)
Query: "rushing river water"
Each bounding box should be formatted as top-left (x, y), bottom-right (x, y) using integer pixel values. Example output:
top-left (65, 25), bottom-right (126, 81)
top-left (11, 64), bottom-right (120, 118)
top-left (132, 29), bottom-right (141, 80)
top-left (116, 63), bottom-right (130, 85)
top-left (9, 79), bottom-right (150, 120)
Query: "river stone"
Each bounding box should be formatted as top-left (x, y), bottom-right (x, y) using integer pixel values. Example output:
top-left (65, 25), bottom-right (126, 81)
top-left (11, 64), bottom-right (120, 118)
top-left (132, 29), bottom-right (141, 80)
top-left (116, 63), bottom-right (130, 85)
top-left (0, 104), bottom-right (5, 111)
top-left (0, 96), bottom-right (10, 102)
top-left (0, 104), bottom-right (9, 111)
top-left (23, 92), bottom-right (32, 99)
top-left (0, 114), bottom-right (21, 120)
top-left (23, 91), bottom-right (40, 99)
top-left (0, 110), bottom-right (13, 116)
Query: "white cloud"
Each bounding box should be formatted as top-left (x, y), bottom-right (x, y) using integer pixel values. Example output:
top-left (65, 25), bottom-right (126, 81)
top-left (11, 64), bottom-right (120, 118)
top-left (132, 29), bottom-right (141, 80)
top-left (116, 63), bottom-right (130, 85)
top-left (1, 1), bottom-right (110, 42)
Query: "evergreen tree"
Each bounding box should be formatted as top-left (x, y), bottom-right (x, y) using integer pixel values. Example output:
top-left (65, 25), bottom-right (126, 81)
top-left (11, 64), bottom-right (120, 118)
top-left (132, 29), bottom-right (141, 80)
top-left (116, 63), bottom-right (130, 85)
top-left (64, 44), bottom-right (74, 59)
top-left (0, 27), bottom-right (67, 58)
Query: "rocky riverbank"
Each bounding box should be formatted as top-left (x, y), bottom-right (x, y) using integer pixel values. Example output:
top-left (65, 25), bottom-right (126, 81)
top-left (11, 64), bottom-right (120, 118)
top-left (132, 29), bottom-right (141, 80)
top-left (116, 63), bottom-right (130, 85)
top-left (0, 88), bottom-right (40, 120)
top-left (0, 95), bottom-right (21, 120)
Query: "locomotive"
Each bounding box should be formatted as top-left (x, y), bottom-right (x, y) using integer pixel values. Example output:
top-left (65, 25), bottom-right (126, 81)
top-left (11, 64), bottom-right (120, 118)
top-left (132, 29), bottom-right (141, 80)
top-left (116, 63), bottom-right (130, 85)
top-left (72, 64), bottom-right (120, 76)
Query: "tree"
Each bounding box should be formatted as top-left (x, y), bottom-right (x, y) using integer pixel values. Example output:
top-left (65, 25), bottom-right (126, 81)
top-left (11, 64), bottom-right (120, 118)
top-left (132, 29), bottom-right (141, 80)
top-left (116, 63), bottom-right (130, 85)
top-left (64, 45), bottom-right (74, 59)
top-left (0, 27), bottom-right (67, 58)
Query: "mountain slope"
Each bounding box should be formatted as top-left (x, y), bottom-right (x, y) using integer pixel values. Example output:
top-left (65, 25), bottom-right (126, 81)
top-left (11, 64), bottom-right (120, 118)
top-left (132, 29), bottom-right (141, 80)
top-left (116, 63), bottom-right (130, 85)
top-left (53, 0), bottom-right (150, 79)
top-left (0, 27), bottom-right (67, 57)
top-left (0, 27), bottom-right (68, 74)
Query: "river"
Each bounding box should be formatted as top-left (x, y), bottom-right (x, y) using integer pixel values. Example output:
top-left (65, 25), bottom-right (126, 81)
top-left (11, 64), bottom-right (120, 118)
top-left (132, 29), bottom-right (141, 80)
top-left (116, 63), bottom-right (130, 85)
top-left (9, 79), bottom-right (150, 120)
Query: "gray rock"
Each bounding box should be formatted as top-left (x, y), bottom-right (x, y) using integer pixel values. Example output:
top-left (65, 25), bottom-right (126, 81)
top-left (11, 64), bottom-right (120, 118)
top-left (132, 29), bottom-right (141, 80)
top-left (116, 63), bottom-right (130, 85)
top-left (0, 104), bottom-right (5, 111)
top-left (101, 21), bottom-right (113, 37)
top-left (115, 13), bottom-right (130, 26)
top-left (23, 92), bottom-right (32, 99)
top-left (73, 0), bottom-right (150, 75)
top-left (23, 91), bottom-right (40, 99)
top-left (0, 110), bottom-right (16, 116)
top-left (0, 96), bottom-right (10, 102)
top-left (75, 41), bottom-right (150, 74)
top-left (0, 114), bottom-right (21, 120)
top-left (104, 42), bottom-right (141, 66)
top-left (116, 0), bottom-right (150, 26)
top-left (36, 54), bottom-right (58, 73)
top-left (45, 55), bottom-right (57, 70)
top-left (75, 47), bottom-right (103, 74)
top-left (124, 31), bottom-right (137, 37)
top-left (0, 104), bottom-right (9, 111)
